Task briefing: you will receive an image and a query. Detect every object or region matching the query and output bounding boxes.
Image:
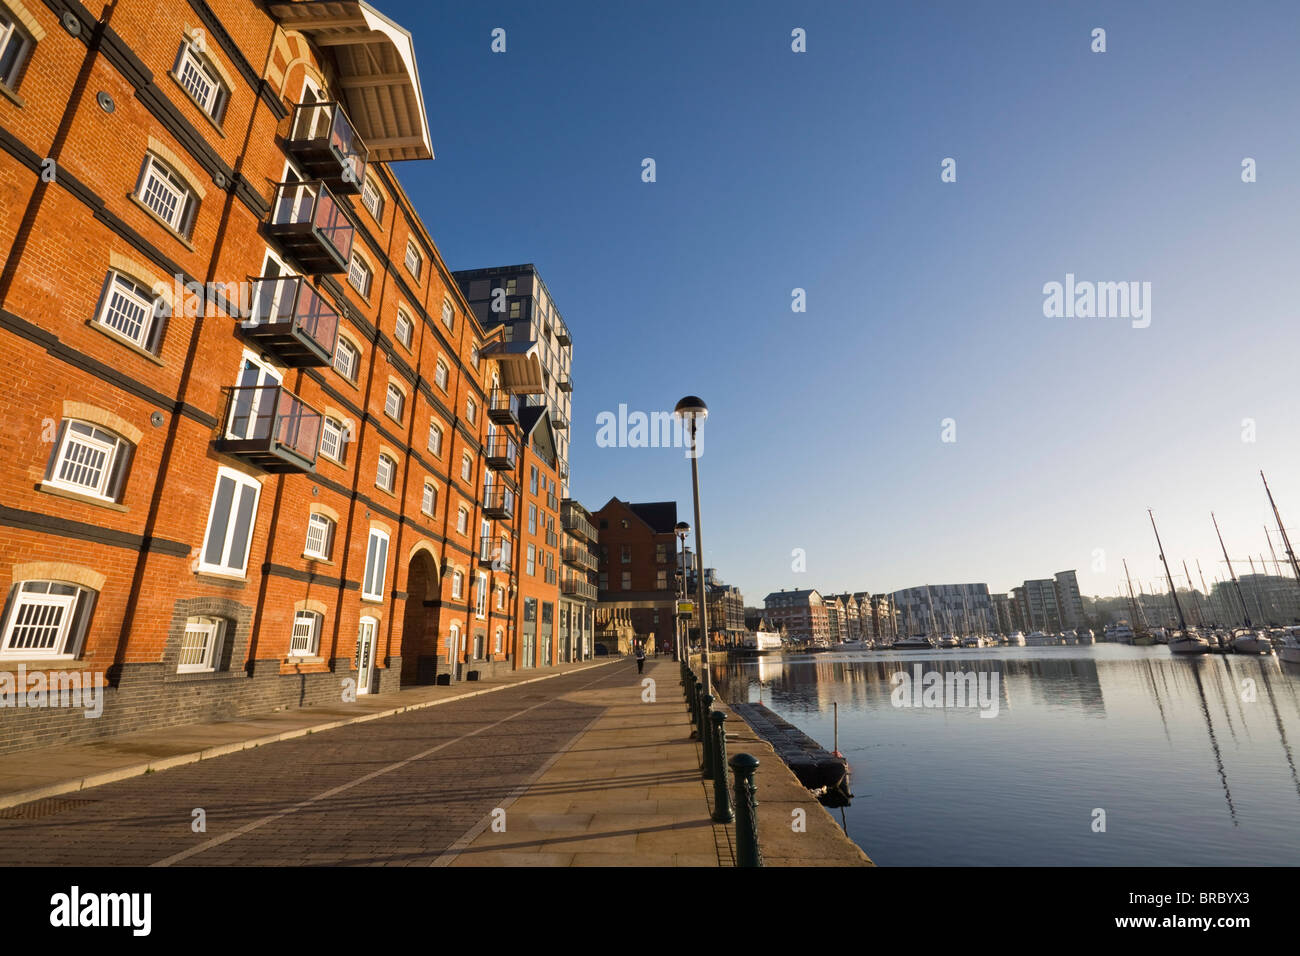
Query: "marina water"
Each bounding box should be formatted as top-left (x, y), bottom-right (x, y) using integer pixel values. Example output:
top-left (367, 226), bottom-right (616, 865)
top-left (715, 645), bottom-right (1300, 865)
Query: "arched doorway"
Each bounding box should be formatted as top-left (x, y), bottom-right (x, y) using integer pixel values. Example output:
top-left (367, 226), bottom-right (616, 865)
top-left (401, 549), bottom-right (440, 685)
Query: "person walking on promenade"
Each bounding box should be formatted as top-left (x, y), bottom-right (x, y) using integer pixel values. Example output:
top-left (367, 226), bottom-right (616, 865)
top-left (635, 642), bottom-right (646, 674)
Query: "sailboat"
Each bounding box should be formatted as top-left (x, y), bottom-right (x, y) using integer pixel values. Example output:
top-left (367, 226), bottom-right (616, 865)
top-left (1123, 559), bottom-right (1156, 645)
top-left (1261, 472), bottom-right (1300, 663)
top-left (1149, 510), bottom-right (1210, 655)
top-left (1210, 511), bottom-right (1269, 655)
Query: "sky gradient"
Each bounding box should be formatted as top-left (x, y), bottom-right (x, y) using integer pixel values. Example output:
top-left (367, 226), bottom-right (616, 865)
top-left (387, 0), bottom-right (1300, 604)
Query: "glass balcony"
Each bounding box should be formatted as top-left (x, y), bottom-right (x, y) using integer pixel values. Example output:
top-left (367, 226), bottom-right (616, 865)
top-left (267, 180), bottom-right (354, 274)
top-left (479, 535), bottom-right (512, 569)
top-left (557, 376), bottom-right (572, 393)
top-left (484, 435), bottom-right (518, 471)
top-left (242, 276), bottom-right (339, 366)
top-left (550, 410), bottom-right (568, 430)
top-left (216, 384), bottom-right (322, 473)
top-left (285, 101), bottom-right (368, 194)
top-left (483, 484), bottom-right (515, 519)
top-left (488, 388), bottom-right (520, 426)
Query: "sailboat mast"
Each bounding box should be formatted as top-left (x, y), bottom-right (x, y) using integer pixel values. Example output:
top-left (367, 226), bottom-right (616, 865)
top-left (1265, 527), bottom-right (1284, 578)
top-left (1261, 471), bottom-right (1300, 587)
top-left (1212, 511), bottom-right (1252, 628)
top-left (1123, 558), bottom-right (1147, 630)
top-left (1197, 560), bottom-right (1214, 625)
top-left (1148, 510), bottom-right (1189, 631)
top-left (1182, 560), bottom-right (1207, 626)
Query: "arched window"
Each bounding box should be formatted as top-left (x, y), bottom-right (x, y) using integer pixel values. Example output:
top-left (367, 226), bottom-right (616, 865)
top-left (304, 512), bottom-right (335, 559)
top-left (178, 615), bottom-right (227, 672)
top-left (376, 453), bottom-right (396, 492)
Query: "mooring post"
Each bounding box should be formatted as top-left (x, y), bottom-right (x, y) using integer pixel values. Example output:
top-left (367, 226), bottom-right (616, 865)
top-left (730, 752), bottom-right (763, 867)
top-left (710, 710), bottom-right (733, 823)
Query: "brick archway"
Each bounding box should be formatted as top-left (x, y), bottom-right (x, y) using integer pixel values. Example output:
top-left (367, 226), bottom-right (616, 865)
top-left (400, 549), bottom-right (440, 685)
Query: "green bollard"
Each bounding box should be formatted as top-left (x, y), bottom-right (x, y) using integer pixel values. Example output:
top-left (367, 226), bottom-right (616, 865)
top-left (691, 680), bottom-right (703, 737)
top-left (710, 710), bottom-right (733, 823)
top-left (699, 692), bottom-right (714, 778)
top-left (730, 753), bottom-right (763, 867)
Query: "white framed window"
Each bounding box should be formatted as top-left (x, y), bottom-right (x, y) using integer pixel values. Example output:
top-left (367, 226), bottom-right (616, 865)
top-left (496, 586), bottom-right (505, 611)
top-left (289, 610), bottom-right (322, 656)
top-left (622, 571), bottom-right (632, 589)
top-left (471, 343), bottom-right (480, 370)
top-left (136, 154), bottom-right (197, 237)
top-left (434, 359), bottom-right (449, 391)
top-left (320, 416), bottom-right (348, 464)
top-left (46, 420), bottom-right (132, 502)
top-left (174, 41), bottom-right (229, 122)
top-left (473, 632), bottom-right (484, 660)
top-left (394, 309), bottom-right (413, 348)
top-left (441, 298), bottom-right (454, 331)
top-left (448, 623), bottom-right (460, 663)
top-left (530, 465), bottom-right (538, 495)
top-left (460, 453), bottom-right (472, 482)
top-left (404, 241), bottom-right (422, 281)
top-left (304, 512), bottom-right (335, 559)
top-left (362, 528), bottom-right (389, 601)
top-left (456, 505), bottom-right (468, 535)
top-left (452, 570), bottom-right (464, 600)
top-left (376, 453), bottom-right (395, 492)
top-left (384, 383), bottom-right (404, 422)
top-left (427, 422), bottom-right (443, 456)
top-left (347, 253), bottom-right (372, 298)
top-left (421, 481), bottom-right (437, 516)
top-left (360, 177), bottom-right (383, 220)
top-left (465, 397), bottom-right (477, 425)
top-left (199, 468), bottom-right (261, 576)
top-left (476, 571), bottom-right (487, 619)
top-left (333, 337), bottom-right (359, 382)
top-left (0, 7), bottom-right (34, 90)
top-left (527, 544), bottom-right (536, 576)
top-left (0, 580), bottom-right (96, 659)
top-left (95, 271), bottom-right (166, 352)
top-left (528, 503), bottom-right (536, 535)
top-left (494, 628), bottom-right (503, 654)
top-left (177, 615), bottom-right (226, 672)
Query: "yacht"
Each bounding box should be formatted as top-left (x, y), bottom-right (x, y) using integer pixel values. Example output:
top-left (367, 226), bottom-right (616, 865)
top-left (960, 634), bottom-right (985, 648)
top-left (1025, 630), bottom-right (1053, 646)
top-left (1076, 629), bottom-right (1095, 645)
top-left (1230, 628), bottom-right (1274, 655)
top-left (833, 638), bottom-right (866, 652)
top-left (1168, 629), bottom-right (1212, 655)
top-left (1279, 628), bottom-right (1300, 664)
top-left (1005, 631), bottom-right (1026, 646)
top-left (1104, 623), bottom-right (1135, 644)
top-left (893, 634), bottom-right (936, 650)
top-left (937, 634), bottom-right (960, 648)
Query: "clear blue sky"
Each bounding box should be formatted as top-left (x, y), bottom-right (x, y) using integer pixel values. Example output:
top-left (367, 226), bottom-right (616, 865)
top-left (388, 0), bottom-right (1300, 605)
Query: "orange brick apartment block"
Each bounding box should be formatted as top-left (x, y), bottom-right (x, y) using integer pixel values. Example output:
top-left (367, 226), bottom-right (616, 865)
top-left (0, 0), bottom-right (560, 754)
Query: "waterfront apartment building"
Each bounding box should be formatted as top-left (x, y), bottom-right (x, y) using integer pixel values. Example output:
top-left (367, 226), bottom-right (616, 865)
top-left (871, 594), bottom-right (899, 640)
top-left (511, 407), bottom-right (563, 670)
top-left (559, 498), bottom-right (598, 661)
top-left (0, 0), bottom-right (553, 754)
top-left (826, 592), bottom-right (863, 641)
top-left (824, 595), bottom-right (843, 643)
top-left (763, 588), bottom-right (830, 644)
top-left (453, 264), bottom-right (572, 495)
top-left (891, 583), bottom-right (994, 634)
top-left (1055, 570), bottom-right (1083, 629)
top-left (1010, 571), bottom-right (1083, 632)
top-left (685, 568), bottom-right (746, 645)
top-left (594, 498), bottom-right (678, 652)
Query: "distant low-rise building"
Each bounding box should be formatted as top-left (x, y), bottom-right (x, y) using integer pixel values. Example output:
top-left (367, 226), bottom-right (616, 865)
top-left (763, 589), bottom-right (829, 644)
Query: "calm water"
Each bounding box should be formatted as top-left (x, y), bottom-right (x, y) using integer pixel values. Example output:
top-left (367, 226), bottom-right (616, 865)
top-left (714, 645), bottom-right (1300, 866)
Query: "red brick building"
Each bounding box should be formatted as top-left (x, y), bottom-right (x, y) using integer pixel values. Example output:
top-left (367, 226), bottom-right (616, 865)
top-left (0, 0), bottom-right (548, 754)
top-left (510, 405), bottom-right (562, 670)
top-left (593, 498), bottom-right (678, 653)
top-left (763, 589), bottom-right (831, 644)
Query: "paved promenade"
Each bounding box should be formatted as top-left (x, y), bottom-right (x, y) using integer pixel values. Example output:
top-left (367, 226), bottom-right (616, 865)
top-left (0, 656), bottom-right (870, 866)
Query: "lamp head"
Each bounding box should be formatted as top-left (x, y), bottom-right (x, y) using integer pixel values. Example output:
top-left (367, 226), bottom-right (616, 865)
top-left (673, 396), bottom-right (708, 421)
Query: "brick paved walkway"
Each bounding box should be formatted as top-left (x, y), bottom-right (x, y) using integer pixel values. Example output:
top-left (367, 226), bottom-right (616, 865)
top-left (0, 657), bottom-right (870, 866)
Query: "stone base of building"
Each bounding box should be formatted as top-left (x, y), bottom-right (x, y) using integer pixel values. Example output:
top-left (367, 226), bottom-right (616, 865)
top-left (0, 657), bottom-right (383, 757)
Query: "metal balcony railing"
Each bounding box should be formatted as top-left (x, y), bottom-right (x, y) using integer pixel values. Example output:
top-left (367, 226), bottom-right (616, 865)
top-left (267, 180), bottom-right (354, 274)
top-left (563, 544), bottom-right (598, 571)
top-left (484, 436), bottom-right (518, 471)
top-left (479, 535), bottom-right (513, 569)
top-left (561, 504), bottom-right (597, 542)
top-left (488, 388), bottom-right (520, 425)
top-left (483, 484), bottom-right (515, 519)
top-left (562, 577), bottom-right (598, 600)
top-left (216, 383), bottom-right (322, 473)
top-left (285, 101), bottom-right (368, 195)
top-left (242, 276), bottom-right (339, 366)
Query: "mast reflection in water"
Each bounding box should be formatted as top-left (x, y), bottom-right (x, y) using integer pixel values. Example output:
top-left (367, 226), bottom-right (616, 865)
top-left (714, 645), bottom-right (1300, 866)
